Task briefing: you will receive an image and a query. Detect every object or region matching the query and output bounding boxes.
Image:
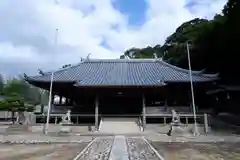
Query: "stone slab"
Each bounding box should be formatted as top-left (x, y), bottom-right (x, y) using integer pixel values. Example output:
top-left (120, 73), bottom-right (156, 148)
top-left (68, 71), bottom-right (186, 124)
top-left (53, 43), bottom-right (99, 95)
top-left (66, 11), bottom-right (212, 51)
top-left (109, 136), bottom-right (129, 160)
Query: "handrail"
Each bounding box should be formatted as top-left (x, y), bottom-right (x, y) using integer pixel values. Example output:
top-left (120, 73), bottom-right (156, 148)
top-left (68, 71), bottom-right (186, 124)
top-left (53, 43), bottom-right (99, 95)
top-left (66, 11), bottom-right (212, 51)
top-left (36, 114), bottom-right (96, 117)
top-left (146, 114), bottom-right (204, 117)
top-left (138, 115), bottom-right (143, 132)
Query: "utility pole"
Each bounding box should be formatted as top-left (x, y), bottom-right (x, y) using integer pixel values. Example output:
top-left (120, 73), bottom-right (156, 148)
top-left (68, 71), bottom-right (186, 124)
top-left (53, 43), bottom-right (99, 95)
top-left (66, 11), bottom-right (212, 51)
top-left (186, 42), bottom-right (199, 136)
top-left (45, 28), bottom-right (58, 134)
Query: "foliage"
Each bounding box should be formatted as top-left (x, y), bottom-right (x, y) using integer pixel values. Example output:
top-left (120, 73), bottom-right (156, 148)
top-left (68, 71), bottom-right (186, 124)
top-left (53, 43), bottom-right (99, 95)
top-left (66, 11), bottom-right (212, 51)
top-left (3, 76), bottom-right (43, 105)
top-left (122, 45), bottom-right (164, 59)
top-left (0, 74), bottom-right (3, 94)
top-left (120, 0), bottom-right (239, 84)
top-left (0, 93), bottom-right (34, 123)
top-left (3, 78), bottom-right (28, 97)
top-left (0, 94), bottom-right (25, 112)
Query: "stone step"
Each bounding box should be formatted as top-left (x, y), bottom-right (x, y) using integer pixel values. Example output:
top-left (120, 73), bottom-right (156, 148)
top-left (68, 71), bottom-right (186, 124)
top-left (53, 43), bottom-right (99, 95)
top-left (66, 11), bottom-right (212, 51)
top-left (99, 117), bottom-right (140, 133)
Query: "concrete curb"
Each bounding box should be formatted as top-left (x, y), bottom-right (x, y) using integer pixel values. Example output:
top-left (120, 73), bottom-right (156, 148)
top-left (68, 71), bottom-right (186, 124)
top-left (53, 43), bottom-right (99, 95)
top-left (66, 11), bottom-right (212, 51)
top-left (0, 140), bottom-right (84, 144)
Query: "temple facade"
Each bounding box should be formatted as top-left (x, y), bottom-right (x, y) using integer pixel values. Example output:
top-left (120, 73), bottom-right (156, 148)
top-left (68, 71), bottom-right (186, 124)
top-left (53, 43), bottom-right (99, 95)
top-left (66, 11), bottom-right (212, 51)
top-left (25, 58), bottom-right (218, 129)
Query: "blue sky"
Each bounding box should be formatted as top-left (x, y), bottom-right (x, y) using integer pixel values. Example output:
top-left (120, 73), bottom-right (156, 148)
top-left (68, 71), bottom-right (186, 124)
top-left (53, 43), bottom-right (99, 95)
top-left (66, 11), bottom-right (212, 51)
top-left (0, 0), bottom-right (227, 77)
top-left (113, 0), bottom-right (147, 26)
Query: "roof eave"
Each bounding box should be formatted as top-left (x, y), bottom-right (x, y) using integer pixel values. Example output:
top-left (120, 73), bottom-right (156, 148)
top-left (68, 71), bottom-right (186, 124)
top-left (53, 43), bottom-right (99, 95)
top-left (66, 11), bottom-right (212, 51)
top-left (74, 84), bottom-right (167, 88)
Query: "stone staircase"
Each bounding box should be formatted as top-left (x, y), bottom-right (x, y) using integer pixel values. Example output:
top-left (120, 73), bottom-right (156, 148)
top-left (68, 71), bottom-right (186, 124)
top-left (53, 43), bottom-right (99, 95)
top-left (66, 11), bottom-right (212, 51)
top-left (99, 117), bottom-right (140, 134)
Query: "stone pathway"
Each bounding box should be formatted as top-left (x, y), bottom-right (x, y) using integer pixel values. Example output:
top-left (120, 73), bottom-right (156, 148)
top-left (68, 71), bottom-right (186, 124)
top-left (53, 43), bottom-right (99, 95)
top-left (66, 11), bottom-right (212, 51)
top-left (74, 136), bottom-right (162, 160)
top-left (109, 136), bottom-right (129, 160)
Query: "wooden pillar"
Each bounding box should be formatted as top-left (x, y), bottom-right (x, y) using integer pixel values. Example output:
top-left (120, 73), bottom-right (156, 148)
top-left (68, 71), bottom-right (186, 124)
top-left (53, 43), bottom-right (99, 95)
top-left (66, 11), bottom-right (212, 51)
top-left (142, 95), bottom-right (146, 131)
top-left (59, 96), bottom-right (62, 105)
top-left (66, 98), bottom-right (69, 105)
top-left (164, 99), bottom-right (168, 112)
top-left (51, 94), bottom-right (54, 105)
top-left (95, 95), bottom-right (99, 131)
top-left (70, 99), bottom-right (73, 105)
top-left (204, 113), bottom-right (208, 133)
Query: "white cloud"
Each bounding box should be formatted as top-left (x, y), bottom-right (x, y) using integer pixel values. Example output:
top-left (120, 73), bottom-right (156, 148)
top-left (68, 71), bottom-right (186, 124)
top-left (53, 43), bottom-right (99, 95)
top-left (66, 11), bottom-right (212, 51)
top-left (0, 0), bottom-right (227, 77)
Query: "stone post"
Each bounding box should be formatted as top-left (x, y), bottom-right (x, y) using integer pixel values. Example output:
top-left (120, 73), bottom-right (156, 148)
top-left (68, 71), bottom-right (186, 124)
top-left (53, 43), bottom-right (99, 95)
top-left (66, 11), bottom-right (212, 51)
top-left (204, 113), bottom-right (208, 133)
top-left (142, 95), bottom-right (146, 131)
top-left (95, 95), bottom-right (99, 131)
top-left (55, 116), bottom-right (57, 124)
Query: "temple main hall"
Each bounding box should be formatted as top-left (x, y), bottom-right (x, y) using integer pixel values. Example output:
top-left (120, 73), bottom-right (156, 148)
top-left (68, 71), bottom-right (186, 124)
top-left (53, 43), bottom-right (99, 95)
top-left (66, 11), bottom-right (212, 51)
top-left (25, 58), bottom-right (218, 130)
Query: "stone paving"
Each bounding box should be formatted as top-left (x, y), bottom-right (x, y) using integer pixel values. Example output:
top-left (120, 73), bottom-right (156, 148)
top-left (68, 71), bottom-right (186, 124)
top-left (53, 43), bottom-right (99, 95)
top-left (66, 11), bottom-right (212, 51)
top-left (76, 137), bottom-right (114, 160)
top-left (126, 137), bottom-right (160, 160)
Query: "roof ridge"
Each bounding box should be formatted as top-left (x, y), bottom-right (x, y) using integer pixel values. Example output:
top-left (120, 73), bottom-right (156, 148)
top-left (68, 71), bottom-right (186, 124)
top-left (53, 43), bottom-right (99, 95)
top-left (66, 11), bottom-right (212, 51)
top-left (41, 58), bottom-right (159, 75)
top-left (84, 58), bottom-right (159, 63)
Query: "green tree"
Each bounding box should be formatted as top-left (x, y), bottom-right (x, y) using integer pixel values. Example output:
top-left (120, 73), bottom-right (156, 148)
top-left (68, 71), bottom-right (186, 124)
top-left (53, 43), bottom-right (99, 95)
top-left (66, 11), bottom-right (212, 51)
top-left (0, 74), bottom-right (4, 94)
top-left (0, 93), bottom-right (34, 124)
top-left (121, 45), bottom-right (164, 59)
top-left (0, 94), bottom-right (24, 124)
top-left (119, 0), bottom-right (239, 84)
top-left (3, 77), bottom-right (42, 105)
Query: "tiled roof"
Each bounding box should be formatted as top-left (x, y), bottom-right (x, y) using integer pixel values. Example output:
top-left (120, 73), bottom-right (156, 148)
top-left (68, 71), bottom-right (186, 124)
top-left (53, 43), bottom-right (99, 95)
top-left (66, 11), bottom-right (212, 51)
top-left (25, 59), bottom-right (218, 86)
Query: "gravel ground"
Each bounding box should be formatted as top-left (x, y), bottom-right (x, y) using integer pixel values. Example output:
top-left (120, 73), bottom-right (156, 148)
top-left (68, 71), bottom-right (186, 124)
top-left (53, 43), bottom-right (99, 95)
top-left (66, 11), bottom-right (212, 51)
top-left (76, 137), bottom-right (114, 160)
top-left (0, 143), bottom-right (89, 160)
top-left (126, 137), bottom-right (160, 160)
top-left (150, 142), bottom-right (240, 160)
top-left (1, 135), bottom-right (239, 160)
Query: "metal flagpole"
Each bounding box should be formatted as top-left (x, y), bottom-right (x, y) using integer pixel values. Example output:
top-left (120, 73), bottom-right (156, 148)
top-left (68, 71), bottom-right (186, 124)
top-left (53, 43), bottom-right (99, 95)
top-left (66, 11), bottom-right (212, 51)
top-left (44, 29), bottom-right (58, 134)
top-left (186, 42), bottom-right (199, 136)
